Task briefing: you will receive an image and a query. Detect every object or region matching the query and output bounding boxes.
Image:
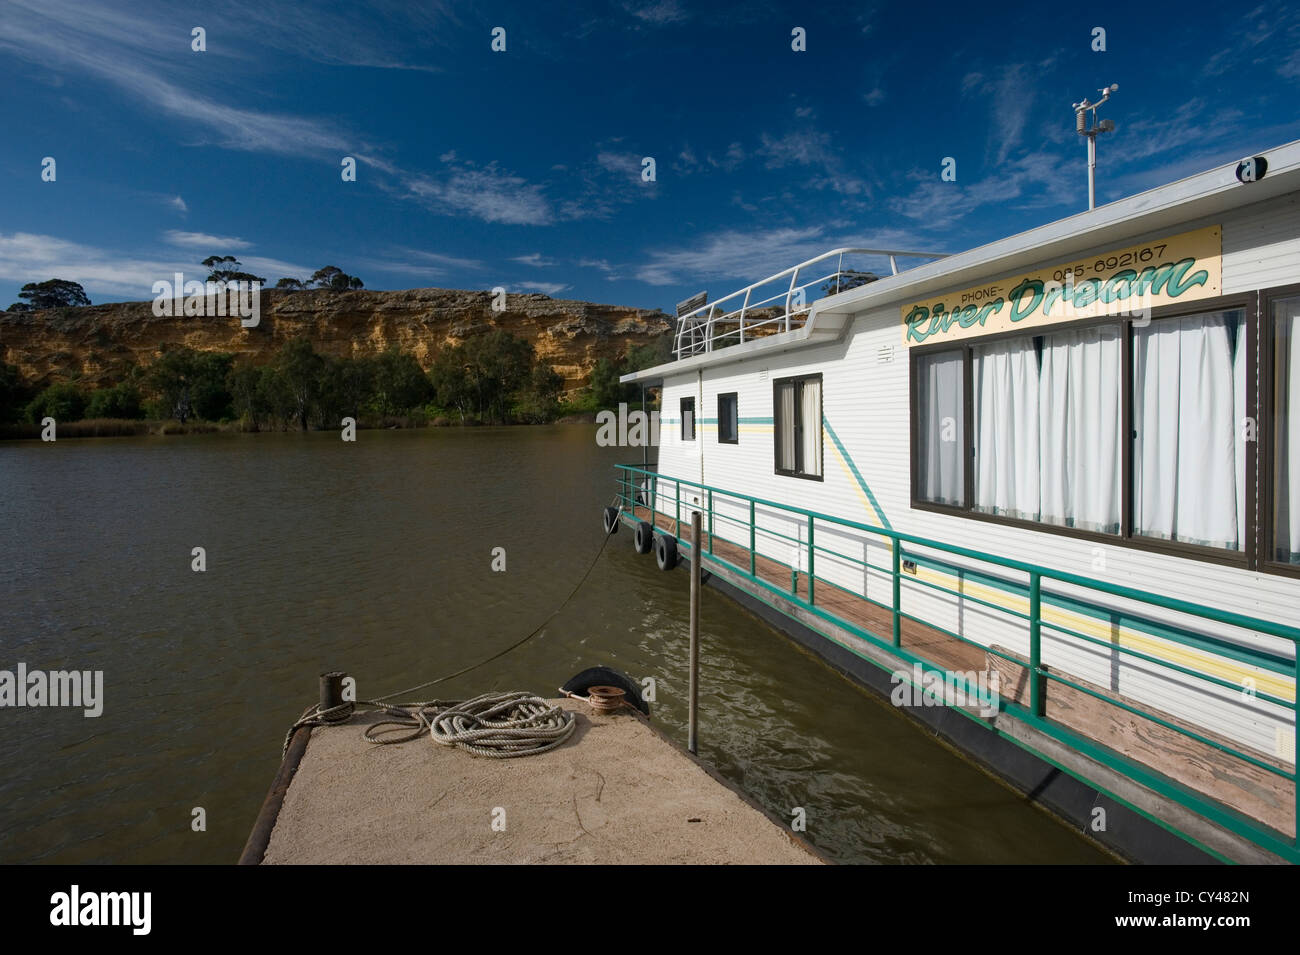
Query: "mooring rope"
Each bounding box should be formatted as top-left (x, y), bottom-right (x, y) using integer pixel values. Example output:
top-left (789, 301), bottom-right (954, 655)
top-left (281, 502), bottom-right (623, 757)
top-left (369, 499), bottom-right (623, 702)
top-left (283, 693), bottom-right (576, 757)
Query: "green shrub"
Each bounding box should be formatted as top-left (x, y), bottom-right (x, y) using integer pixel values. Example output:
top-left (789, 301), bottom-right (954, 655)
top-left (26, 382), bottom-right (87, 423)
top-left (86, 382), bottom-right (144, 419)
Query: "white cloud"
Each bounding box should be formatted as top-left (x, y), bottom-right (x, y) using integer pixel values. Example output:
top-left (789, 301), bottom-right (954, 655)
top-left (0, 232), bottom-right (311, 299)
top-left (633, 226), bottom-right (940, 288)
top-left (164, 231), bottom-right (252, 250)
top-left (355, 248), bottom-right (484, 279)
top-left (512, 253), bottom-right (556, 267)
top-left (596, 151), bottom-right (644, 180)
top-left (513, 281), bottom-right (570, 296)
top-left (405, 163), bottom-right (553, 225)
top-left (578, 258), bottom-right (619, 280)
top-left (168, 196), bottom-right (188, 214)
top-left (623, 1), bottom-right (688, 25)
top-left (888, 151), bottom-right (1077, 227)
top-left (0, 1), bottom-right (530, 225)
top-left (757, 130), bottom-right (873, 196)
top-left (634, 227), bottom-right (828, 286)
top-left (963, 65), bottom-right (1036, 164)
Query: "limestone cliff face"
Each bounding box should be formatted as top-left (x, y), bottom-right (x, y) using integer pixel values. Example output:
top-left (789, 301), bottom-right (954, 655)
top-left (0, 288), bottom-right (673, 392)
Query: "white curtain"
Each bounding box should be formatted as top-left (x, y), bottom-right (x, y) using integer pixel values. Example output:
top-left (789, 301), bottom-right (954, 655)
top-left (1039, 325), bottom-right (1122, 533)
top-left (917, 351), bottom-right (964, 505)
top-left (1133, 311), bottom-right (1244, 549)
top-left (974, 339), bottom-right (1040, 520)
top-left (800, 379), bottom-right (822, 476)
top-left (1275, 298), bottom-right (1300, 562)
top-left (777, 383), bottom-right (796, 471)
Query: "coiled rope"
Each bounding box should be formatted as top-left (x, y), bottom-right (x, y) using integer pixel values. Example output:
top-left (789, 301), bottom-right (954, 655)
top-left (281, 502), bottom-right (622, 757)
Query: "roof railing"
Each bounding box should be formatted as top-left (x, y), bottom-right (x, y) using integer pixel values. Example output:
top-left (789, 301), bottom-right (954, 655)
top-left (672, 247), bottom-right (947, 359)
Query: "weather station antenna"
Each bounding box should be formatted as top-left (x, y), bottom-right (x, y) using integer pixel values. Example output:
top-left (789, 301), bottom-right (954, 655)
top-left (1073, 83), bottom-right (1119, 210)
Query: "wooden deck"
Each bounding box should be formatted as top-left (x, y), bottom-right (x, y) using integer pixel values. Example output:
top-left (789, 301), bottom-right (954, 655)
top-left (628, 505), bottom-right (1295, 842)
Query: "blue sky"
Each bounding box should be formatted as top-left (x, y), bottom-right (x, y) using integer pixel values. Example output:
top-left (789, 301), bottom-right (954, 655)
top-left (1, 0), bottom-right (1298, 311)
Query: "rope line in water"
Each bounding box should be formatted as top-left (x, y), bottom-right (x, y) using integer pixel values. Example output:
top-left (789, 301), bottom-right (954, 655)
top-left (281, 502), bottom-right (622, 756)
top-left (371, 499), bottom-right (623, 703)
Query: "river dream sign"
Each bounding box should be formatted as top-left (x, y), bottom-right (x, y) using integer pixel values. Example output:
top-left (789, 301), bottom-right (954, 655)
top-left (900, 225), bottom-right (1222, 346)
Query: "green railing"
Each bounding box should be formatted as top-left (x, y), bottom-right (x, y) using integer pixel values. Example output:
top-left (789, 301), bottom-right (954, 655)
top-left (613, 463), bottom-right (1300, 863)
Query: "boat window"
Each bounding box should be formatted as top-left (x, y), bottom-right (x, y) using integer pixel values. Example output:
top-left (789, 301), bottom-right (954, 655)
top-left (915, 350), bottom-right (964, 506)
top-left (1133, 310), bottom-right (1246, 549)
top-left (718, 393), bottom-right (738, 444)
top-left (914, 302), bottom-right (1261, 564)
top-left (971, 325), bottom-right (1123, 533)
top-left (773, 374), bottom-right (822, 479)
top-left (1273, 295), bottom-right (1300, 565)
top-left (681, 396), bottom-right (695, 441)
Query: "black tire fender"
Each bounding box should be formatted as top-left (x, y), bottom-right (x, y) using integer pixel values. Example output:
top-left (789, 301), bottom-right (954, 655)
top-left (602, 506), bottom-right (620, 534)
top-left (634, 520), bottom-right (654, 554)
top-left (654, 532), bottom-right (678, 571)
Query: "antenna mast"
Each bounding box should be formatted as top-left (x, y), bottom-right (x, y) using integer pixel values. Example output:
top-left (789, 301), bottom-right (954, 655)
top-left (1073, 83), bottom-right (1119, 210)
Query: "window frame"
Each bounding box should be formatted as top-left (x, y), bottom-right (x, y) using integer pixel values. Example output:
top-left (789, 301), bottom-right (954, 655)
top-left (773, 373), bottom-right (824, 481)
top-left (680, 395), bottom-right (695, 442)
top-left (908, 292), bottom-right (1258, 570)
top-left (718, 392), bottom-right (739, 444)
top-left (1261, 282), bottom-right (1300, 579)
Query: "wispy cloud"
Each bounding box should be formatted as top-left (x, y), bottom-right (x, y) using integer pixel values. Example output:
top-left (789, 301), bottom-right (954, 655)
top-left (164, 231), bottom-right (252, 251)
top-left (578, 258), bottom-right (620, 280)
top-left (1203, 5), bottom-right (1300, 77)
top-left (0, 1), bottom-right (371, 160)
top-left (355, 248), bottom-right (485, 280)
top-left (757, 130), bottom-right (873, 196)
top-left (404, 162), bottom-right (554, 225)
top-left (635, 226), bottom-right (826, 286)
top-left (218, 0), bottom-right (460, 72)
top-left (0, 232), bottom-right (311, 299)
top-left (888, 151), bottom-right (1077, 228)
top-left (512, 253), bottom-right (556, 267)
top-left (509, 280), bottom-right (570, 296)
top-left (623, 1), bottom-right (689, 26)
top-left (963, 64), bottom-right (1038, 164)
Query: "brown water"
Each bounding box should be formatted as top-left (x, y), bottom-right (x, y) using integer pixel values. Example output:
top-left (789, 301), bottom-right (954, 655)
top-left (0, 427), bottom-right (1110, 864)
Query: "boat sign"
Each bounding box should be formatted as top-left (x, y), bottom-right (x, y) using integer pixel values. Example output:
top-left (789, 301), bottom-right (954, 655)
top-left (900, 225), bottom-right (1222, 346)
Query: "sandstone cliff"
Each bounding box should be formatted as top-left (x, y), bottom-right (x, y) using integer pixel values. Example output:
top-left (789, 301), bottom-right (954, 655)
top-left (0, 288), bottom-right (674, 393)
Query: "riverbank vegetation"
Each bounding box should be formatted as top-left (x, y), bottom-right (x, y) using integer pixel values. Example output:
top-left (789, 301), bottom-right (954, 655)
top-left (0, 331), bottom-right (669, 438)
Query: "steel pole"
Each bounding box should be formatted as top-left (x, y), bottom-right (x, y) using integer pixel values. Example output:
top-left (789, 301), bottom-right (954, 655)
top-left (1087, 134), bottom-right (1096, 211)
top-left (688, 510), bottom-right (701, 754)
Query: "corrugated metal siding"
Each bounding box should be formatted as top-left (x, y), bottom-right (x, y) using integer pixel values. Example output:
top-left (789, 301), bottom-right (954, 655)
top-left (643, 198), bottom-right (1300, 764)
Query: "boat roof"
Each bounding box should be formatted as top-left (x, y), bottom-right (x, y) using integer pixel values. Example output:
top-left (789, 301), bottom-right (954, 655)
top-left (622, 138), bottom-right (1300, 386)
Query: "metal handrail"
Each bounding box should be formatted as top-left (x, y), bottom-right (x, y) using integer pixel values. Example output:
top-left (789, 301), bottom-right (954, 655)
top-left (672, 247), bottom-right (947, 358)
top-left (613, 462), bottom-right (1300, 861)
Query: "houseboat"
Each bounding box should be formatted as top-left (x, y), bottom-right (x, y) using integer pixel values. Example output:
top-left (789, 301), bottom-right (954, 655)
top-left (610, 141), bottom-right (1300, 864)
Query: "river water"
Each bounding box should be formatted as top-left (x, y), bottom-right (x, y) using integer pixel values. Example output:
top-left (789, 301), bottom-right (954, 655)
top-left (0, 426), bottom-right (1109, 864)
